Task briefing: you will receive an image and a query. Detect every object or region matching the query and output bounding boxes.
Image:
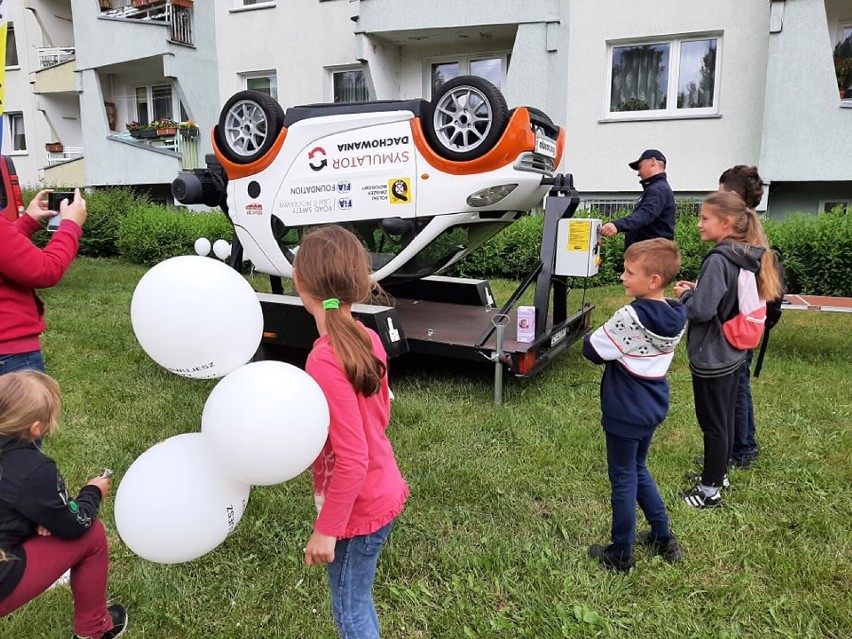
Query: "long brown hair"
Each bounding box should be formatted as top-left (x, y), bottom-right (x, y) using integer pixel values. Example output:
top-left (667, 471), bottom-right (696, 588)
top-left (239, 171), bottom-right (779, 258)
top-left (702, 191), bottom-right (783, 301)
top-left (293, 226), bottom-right (386, 396)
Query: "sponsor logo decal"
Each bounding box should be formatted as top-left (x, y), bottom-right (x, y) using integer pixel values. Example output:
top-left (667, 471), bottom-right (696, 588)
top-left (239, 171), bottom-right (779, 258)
top-left (308, 147), bottom-right (327, 172)
top-left (290, 184), bottom-right (336, 195)
top-left (337, 198), bottom-right (353, 210)
top-left (336, 136), bottom-right (409, 152)
top-left (389, 178), bottom-right (411, 204)
top-left (361, 183), bottom-right (389, 202)
top-left (245, 203), bottom-right (263, 215)
top-left (337, 181), bottom-right (351, 193)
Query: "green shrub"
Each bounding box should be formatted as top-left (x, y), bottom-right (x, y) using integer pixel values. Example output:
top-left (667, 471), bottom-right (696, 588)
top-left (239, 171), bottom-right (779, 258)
top-left (21, 186), bottom-right (148, 256)
top-left (765, 207), bottom-right (852, 296)
top-left (117, 205), bottom-right (233, 265)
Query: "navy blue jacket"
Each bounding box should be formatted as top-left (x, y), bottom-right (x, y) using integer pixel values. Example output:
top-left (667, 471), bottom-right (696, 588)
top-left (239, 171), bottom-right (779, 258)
top-left (614, 172), bottom-right (676, 249)
top-left (583, 298), bottom-right (687, 438)
top-left (0, 437), bottom-right (102, 601)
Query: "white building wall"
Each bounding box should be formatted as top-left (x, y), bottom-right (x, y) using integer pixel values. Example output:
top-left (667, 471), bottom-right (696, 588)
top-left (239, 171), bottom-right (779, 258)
top-left (563, 0), bottom-right (769, 196)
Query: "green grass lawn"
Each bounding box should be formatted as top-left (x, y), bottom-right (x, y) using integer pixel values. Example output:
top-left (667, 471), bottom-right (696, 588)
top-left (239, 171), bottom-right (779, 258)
top-left (3, 258), bottom-right (850, 639)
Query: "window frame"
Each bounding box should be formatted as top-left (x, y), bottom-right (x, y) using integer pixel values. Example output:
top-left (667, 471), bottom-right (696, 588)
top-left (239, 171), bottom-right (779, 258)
top-left (819, 199), bottom-right (851, 214)
top-left (241, 71), bottom-right (278, 101)
top-left (328, 66), bottom-right (370, 103)
top-left (5, 22), bottom-right (19, 69)
top-left (7, 112), bottom-right (27, 153)
top-left (423, 52), bottom-right (511, 99)
top-left (134, 84), bottom-right (178, 125)
top-left (604, 32), bottom-right (723, 122)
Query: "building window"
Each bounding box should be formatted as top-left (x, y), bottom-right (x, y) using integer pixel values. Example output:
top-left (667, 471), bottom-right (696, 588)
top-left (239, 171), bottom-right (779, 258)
top-left (5, 23), bottom-right (18, 68)
top-left (608, 35), bottom-right (720, 118)
top-left (135, 85), bottom-right (176, 125)
top-left (428, 54), bottom-right (509, 97)
top-left (332, 69), bottom-right (368, 103)
top-left (243, 72), bottom-right (278, 100)
top-left (7, 113), bottom-right (26, 152)
top-left (821, 200), bottom-right (851, 213)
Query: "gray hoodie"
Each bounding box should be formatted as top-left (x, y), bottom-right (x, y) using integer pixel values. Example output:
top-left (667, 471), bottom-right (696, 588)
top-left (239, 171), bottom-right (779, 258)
top-left (681, 241), bottom-right (765, 377)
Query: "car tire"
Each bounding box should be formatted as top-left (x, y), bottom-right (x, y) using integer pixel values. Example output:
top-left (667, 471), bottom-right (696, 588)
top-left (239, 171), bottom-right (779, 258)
top-left (215, 91), bottom-right (285, 164)
top-left (425, 76), bottom-right (509, 162)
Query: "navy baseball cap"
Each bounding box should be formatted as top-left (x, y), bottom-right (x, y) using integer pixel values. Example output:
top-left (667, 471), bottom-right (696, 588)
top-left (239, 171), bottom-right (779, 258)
top-left (629, 149), bottom-right (666, 170)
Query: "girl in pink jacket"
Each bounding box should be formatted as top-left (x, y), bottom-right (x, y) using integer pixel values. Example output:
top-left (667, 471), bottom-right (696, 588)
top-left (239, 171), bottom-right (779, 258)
top-left (294, 225), bottom-right (408, 639)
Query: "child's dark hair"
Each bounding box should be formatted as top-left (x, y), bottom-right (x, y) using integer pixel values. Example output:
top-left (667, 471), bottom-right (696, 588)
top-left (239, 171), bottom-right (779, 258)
top-left (293, 226), bottom-right (386, 396)
top-left (719, 165), bottom-right (763, 209)
top-left (623, 238), bottom-right (681, 287)
top-left (702, 191), bottom-right (784, 301)
top-left (0, 370), bottom-right (62, 442)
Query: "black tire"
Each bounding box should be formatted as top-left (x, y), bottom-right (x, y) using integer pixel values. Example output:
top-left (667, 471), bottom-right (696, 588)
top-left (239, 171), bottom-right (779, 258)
top-left (424, 75), bottom-right (509, 161)
top-left (215, 90), bottom-right (285, 164)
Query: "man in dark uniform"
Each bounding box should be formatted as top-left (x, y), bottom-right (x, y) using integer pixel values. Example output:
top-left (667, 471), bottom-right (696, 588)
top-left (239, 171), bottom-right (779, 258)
top-left (601, 149), bottom-right (675, 249)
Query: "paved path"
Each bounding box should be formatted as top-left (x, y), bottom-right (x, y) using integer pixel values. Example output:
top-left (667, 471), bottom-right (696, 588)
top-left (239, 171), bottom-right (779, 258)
top-left (783, 294), bottom-right (852, 313)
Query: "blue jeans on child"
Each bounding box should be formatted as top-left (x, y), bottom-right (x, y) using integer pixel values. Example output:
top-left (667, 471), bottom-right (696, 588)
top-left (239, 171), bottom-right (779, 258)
top-left (0, 351), bottom-right (46, 375)
top-left (732, 350), bottom-right (758, 461)
top-left (326, 519), bottom-right (395, 639)
top-left (606, 431), bottom-right (671, 558)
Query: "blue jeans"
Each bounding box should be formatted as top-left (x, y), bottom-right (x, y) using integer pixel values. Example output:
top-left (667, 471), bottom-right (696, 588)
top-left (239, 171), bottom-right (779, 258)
top-left (326, 519), bottom-right (395, 639)
top-left (605, 431), bottom-right (671, 558)
top-left (0, 351), bottom-right (46, 375)
top-left (732, 350), bottom-right (758, 459)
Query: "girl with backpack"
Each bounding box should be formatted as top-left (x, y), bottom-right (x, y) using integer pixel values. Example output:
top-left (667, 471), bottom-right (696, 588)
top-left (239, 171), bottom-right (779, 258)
top-left (674, 191), bottom-right (783, 508)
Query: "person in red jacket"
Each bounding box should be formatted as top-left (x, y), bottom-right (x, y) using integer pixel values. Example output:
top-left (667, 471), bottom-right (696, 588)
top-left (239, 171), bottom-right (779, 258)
top-left (0, 189), bottom-right (87, 375)
top-left (294, 225), bottom-right (408, 639)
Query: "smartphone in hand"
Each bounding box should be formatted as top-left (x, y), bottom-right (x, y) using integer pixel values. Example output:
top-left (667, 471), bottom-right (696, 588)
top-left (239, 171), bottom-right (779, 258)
top-left (46, 191), bottom-right (74, 232)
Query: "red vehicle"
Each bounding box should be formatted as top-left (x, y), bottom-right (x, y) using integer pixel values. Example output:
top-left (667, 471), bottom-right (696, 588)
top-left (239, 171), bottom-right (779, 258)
top-left (1, 155), bottom-right (25, 222)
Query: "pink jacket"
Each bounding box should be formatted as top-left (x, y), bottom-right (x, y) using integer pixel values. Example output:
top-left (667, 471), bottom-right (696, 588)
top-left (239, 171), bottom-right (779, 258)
top-left (306, 325), bottom-right (408, 539)
top-left (0, 214), bottom-right (82, 354)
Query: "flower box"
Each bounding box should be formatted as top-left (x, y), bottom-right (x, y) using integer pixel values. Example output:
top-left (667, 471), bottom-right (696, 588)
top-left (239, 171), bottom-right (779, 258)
top-left (171, 0), bottom-right (194, 7)
top-left (45, 143), bottom-right (64, 153)
top-left (179, 128), bottom-right (199, 140)
top-left (156, 127), bottom-right (178, 137)
top-left (139, 130), bottom-right (158, 139)
top-left (129, 129), bottom-right (142, 138)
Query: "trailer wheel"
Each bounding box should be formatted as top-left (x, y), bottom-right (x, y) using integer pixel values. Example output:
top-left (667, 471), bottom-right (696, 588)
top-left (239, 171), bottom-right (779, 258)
top-left (425, 75), bottom-right (509, 161)
top-left (215, 91), bottom-right (284, 164)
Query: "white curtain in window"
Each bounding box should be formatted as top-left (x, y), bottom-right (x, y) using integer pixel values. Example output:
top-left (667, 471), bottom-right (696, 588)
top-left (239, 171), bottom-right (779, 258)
top-left (610, 45), bottom-right (669, 111)
top-left (334, 71), bottom-right (368, 103)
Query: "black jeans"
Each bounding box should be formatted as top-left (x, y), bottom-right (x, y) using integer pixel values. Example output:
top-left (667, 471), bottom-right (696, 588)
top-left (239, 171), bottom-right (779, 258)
top-left (692, 371), bottom-right (739, 487)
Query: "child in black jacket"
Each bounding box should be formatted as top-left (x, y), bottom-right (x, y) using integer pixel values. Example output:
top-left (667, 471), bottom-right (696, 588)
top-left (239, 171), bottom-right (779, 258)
top-left (0, 371), bottom-right (127, 639)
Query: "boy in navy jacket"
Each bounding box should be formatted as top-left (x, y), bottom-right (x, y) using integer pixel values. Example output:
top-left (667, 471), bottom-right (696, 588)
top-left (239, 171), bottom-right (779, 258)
top-left (583, 239), bottom-right (687, 572)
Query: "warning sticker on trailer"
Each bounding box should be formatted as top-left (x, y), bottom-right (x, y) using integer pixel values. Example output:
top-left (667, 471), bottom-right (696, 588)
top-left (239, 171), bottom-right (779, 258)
top-left (567, 220), bottom-right (591, 251)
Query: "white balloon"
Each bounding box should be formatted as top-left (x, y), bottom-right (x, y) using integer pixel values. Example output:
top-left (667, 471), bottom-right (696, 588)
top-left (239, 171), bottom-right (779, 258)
top-left (194, 237), bottom-right (211, 256)
top-left (202, 361), bottom-right (329, 486)
top-left (131, 255), bottom-right (263, 379)
top-left (114, 433), bottom-right (251, 564)
top-left (212, 239), bottom-right (231, 261)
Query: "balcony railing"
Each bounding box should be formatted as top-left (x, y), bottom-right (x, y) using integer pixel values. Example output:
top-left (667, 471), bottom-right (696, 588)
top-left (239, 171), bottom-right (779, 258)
top-left (100, 0), bottom-right (194, 46)
top-left (38, 47), bottom-right (76, 69)
top-left (46, 146), bottom-right (84, 165)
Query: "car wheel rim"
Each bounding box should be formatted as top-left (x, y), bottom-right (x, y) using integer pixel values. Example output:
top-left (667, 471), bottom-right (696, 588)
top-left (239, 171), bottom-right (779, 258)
top-left (433, 85), bottom-right (493, 153)
top-left (223, 100), bottom-right (269, 158)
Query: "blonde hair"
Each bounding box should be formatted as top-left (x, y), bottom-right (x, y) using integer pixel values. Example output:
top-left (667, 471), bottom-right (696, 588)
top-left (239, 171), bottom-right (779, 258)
top-left (702, 191), bottom-right (784, 301)
top-left (0, 371), bottom-right (62, 442)
top-left (293, 226), bottom-right (386, 396)
top-left (624, 238), bottom-right (681, 286)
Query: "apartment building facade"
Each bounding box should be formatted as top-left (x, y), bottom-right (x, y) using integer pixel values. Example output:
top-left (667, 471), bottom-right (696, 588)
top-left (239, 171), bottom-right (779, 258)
top-left (4, 0), bottom-right (850, 216)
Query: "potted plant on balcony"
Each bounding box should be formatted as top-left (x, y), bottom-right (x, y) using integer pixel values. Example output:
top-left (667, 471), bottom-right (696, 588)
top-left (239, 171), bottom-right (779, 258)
top-left (126, 122), bottom-right (144, 138)
top-left (179, 120), bottom-right (199, 139)
top-left (139, 124), bottom-right (158, 139)
top-left (45, 142), bottom-right (64, 153)
top-left (834, 36), bottom-right (852, 99)
top-left (154, 119), bottom-right (179, 137)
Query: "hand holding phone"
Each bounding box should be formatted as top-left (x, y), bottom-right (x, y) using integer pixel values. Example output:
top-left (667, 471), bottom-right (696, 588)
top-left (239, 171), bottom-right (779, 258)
top-left (46, 191), bottom-right (74, 232)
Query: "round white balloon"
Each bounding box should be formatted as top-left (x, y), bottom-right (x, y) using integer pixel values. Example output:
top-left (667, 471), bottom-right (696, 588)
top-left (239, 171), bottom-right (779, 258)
top-left (114, 433), bottom-right (251, 564)
top-left (130, 255), bottom-right (263, 379)
top-left (194, 237), bottom-right (211, 256)
top-left (202, 361), bottom-right (330, 486)
top-left (212, 239), bottom-right (231, 261)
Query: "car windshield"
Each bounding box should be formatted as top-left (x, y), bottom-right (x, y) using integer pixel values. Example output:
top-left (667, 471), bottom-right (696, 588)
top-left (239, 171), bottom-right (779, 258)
top-left (272, 218), bottom-right (513, 284)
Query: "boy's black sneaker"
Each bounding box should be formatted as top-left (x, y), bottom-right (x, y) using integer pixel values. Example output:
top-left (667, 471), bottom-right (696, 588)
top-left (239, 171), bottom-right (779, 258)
top-left (729, 449), bottom-right (759, 469)
top-left (637, 530), bottom-right (682, 563)
top-left (73, 604), bottom-right (128, 639)
top-left (588, 544), bottom-right (635, 573)
top-left (682, 486), bottom-right (723, 509)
